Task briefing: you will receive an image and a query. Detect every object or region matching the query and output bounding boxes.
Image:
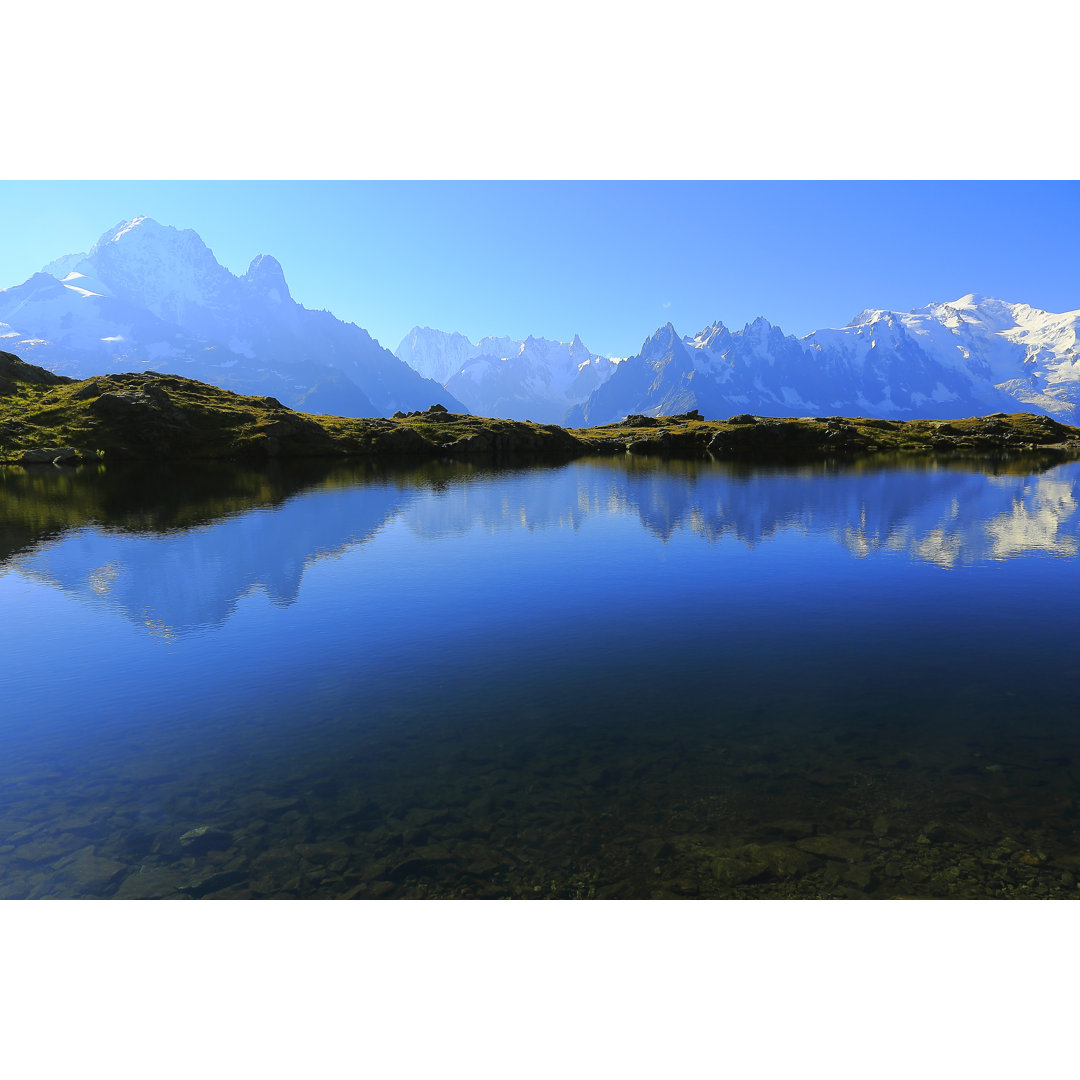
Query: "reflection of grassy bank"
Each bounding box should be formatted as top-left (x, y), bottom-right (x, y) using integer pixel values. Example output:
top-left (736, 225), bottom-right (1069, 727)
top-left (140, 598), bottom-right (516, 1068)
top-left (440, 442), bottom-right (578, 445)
top-left (4, 350), bottom-right (1080, 467)
top-left (0, 462), bottom-right (314, 562)
top-left (0, 455), bottom-right (574, 564)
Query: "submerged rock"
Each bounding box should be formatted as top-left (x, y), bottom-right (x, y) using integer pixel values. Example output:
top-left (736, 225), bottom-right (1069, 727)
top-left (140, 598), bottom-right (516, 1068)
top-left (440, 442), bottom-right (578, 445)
top-left (178, 869), bottom-right (249, 899)
top-left (113, 863), bottom-right (193, 900)
top-left (178, 825), bottom-right (234, 853)
top-left (19, 447), bottom-right (82, 464)
top-left (710, 850), bottom-right (770, 886)
top-left (53, 846), bottom-right (128, 893)
top-left (741, 843), bottom-right (819, 879)
top-left (796, 835), bottom-right (863, 861)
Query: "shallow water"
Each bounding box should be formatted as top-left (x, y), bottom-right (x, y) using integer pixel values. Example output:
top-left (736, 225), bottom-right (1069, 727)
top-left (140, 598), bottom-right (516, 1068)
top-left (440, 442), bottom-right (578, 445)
top-left (2, 455), bottom-right (1079, 899)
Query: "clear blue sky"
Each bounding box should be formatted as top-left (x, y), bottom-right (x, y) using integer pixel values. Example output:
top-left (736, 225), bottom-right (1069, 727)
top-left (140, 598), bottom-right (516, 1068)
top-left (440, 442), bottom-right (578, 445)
top-left (1, 180), bottom-right (1076, 359)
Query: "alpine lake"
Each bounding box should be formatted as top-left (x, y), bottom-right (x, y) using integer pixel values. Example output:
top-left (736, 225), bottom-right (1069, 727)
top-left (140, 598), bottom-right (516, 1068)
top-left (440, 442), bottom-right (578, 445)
top-left (3, 452), bottom-right (1079, 901)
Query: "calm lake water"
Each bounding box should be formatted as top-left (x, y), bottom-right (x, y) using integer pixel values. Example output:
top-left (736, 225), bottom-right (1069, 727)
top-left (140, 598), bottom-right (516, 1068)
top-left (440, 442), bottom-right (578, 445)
top-left (2, 454), bottom-right (1079, 899)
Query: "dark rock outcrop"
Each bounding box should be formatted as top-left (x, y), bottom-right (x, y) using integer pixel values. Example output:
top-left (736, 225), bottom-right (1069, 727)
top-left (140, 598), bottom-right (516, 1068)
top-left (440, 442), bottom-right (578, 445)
top-left (0, 350), bottom-right (74, 392)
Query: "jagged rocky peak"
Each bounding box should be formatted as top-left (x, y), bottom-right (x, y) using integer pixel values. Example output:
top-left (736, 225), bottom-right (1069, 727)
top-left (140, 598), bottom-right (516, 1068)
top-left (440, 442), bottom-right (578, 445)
top-left (698, 319), bottom-right (728, 334)
top-left (568, 334), bottom-right (601, 364)
top-left (636, 323), bottom-right (685, 361)
top-left (738, 315), bottom-right (786, 347)
top-left (245, 254), bottom-right (291, 302)
top-left (686, 319), bottom-right (731, 349)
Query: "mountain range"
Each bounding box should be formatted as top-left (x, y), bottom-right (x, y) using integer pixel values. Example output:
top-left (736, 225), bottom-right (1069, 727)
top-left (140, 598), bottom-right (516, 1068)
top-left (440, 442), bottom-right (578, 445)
top-left (396, 327), bottom-right (621, 424)
top-left (564, 297), bottom-right (1080, 425)
top-left (0, 217), bottom-right (465, 417)
top-left (3, 216), bottom-right (1077, 425)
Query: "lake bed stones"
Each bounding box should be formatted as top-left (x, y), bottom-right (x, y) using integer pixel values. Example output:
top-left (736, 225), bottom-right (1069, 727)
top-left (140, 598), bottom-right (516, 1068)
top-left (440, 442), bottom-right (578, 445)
top-left (178, 825), bottom-right (234, 854)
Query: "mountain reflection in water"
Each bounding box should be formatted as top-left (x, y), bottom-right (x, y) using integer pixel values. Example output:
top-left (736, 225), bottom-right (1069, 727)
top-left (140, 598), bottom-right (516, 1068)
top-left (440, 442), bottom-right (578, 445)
top-left (2, 455), bottom-right (1080, 900)
top-left (4, 458), bottom-right (1078, 635)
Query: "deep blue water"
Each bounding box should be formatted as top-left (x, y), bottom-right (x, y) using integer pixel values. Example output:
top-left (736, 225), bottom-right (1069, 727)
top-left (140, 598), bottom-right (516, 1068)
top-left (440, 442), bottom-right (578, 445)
top-left (2, 455), bottom-right (1079, 898)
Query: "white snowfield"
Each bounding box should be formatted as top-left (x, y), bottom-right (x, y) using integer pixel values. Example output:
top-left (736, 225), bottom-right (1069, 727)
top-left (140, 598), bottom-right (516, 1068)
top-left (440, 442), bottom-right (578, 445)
top-left (802, 294), bottom-right (1080, 417)
top-left (810, 294), bottom-right (1080, 385)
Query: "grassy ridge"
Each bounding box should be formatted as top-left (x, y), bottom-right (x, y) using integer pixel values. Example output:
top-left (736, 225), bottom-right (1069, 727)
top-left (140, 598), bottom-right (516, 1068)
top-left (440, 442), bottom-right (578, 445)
top-left (3, 350), bottom-right (1080, 466)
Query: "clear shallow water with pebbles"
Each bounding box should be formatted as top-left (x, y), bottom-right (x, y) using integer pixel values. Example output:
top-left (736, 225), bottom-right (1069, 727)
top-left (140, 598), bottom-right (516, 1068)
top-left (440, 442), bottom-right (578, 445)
top-left (2, 455), bottom-right (1079, 899)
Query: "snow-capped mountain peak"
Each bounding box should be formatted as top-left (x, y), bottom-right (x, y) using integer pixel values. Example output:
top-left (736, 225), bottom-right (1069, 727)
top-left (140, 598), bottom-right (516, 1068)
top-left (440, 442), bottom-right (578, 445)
top-left (949, 291), bottom-right (989, 307)
top-left (3, 218), bottom-right (466, 418)
top-left (61, 216), bottom-right (235, 327)
top-left (98, 215), bottom-right (155, 246)
top-left (87, 217), bottom-right (211, 268)
top-left (846, 308), bottom-right (889, 328)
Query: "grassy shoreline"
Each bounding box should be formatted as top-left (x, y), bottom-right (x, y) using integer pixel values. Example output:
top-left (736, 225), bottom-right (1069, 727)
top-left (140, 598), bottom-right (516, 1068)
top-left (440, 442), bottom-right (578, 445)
top-left (4, 350), bottom-right (1080, 467)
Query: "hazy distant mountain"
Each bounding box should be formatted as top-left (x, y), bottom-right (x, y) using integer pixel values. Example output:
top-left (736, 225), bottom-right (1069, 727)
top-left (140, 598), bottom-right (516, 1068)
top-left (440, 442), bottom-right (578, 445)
top-left (568, 295), bottom-right (1080, 425)
top-left (0, 217), bottom-right (465, 418)
top-left (396, 326), bottom-right (621, 423)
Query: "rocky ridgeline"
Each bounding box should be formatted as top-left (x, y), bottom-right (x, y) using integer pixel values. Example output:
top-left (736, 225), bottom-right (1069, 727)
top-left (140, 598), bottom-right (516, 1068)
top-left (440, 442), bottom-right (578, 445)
top-left (3, 350), bottom-right (1080, 467)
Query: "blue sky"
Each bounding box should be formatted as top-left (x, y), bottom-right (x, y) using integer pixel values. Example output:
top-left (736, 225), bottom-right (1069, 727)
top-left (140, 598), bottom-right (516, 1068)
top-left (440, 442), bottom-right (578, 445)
top-left (1, 180), bottom-right (1077, 359)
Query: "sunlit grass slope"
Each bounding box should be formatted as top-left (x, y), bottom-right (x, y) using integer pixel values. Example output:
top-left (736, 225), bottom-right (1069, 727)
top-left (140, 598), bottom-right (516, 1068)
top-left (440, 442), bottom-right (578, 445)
top-left (3, 351), bottom-right (1079, 467)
